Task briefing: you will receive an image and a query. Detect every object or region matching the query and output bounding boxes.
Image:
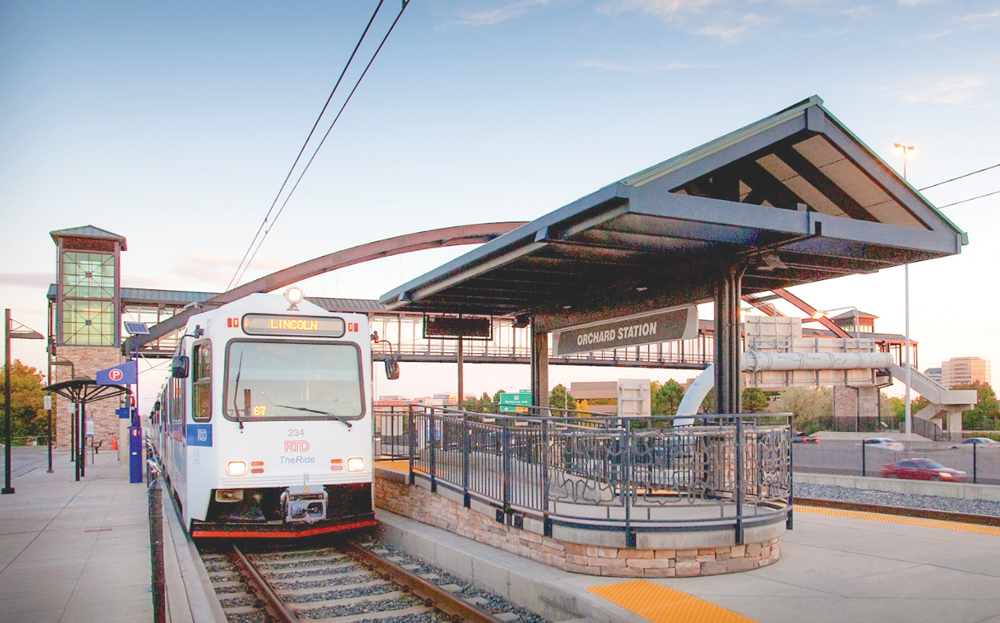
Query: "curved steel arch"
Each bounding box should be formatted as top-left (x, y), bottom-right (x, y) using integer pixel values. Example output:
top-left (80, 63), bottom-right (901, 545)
top-left (127, 222), bottom-right (527, 350)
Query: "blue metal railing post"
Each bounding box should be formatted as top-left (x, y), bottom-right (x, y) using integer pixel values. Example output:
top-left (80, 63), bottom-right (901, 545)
top-left (861, 437), bottom-right (866, 477)
top-left (623, 419), bottom-right (634, 548)
top-left (541, 413), bottom-right (551, 537)
top-left (756, 426), bottom-right (763, 501)
top-left (735, 414), bottom-right (744, 546)
top-left (463, 412), bottom-right (471, 507)
top-left (429, 408), bottom-right (437, 493)
top-left (787, 416), bottom-right (794, 530)
top-left (502, 417), bottom-right (510, 523)
top-left (407, 404), bottom-right (416, 485)
top-left (974, 441), bottom-right (978, 484)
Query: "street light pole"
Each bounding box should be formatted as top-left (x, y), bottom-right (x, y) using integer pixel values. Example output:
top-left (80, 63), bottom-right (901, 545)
top-left (895, 143), bottom-right (915, 441)
top-left (4, 310), bottom-right (13, 494)
top-left (4, 310), bottom-right (46, 495)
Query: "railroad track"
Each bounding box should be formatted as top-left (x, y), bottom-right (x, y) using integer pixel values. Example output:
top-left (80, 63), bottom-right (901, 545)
top-left (204, 540), bottom-right (516, 623)
top-left (201, 500), bottom-right (999, 622)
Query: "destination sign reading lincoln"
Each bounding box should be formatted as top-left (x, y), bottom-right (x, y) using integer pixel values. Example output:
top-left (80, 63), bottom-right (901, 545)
top-left (551, 307), bottom-right (698, 357)
top-left (241, 314), bottom-right (346, 338)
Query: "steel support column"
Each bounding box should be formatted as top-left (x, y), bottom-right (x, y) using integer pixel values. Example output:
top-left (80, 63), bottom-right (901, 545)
top-left (531, 320), bottom-right (548, 412)
top-left (457, 336), bottom-right (464, 406)
top-left (78, 401), bottom-right (86, 479)
top-left (716, 264), bottom-right (745, 544)
top-left (714, 264), bottom-right (745, 415)
top-left (3, 310), bottom-right (12, 495)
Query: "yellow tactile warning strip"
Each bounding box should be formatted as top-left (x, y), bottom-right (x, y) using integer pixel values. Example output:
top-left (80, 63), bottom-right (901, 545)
top-left (794, 504), bottom-right (1000, 536)
top-left (374, 460), bottom-right (410, 473)
top-left (588, 580), bottom-right (757, 623)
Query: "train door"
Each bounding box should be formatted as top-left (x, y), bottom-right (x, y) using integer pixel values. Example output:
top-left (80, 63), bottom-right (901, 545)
top-left (168, 372), bottom-right (187, 502)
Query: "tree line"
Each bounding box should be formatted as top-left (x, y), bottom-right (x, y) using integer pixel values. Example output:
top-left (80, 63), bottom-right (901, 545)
top-left (0, 361), bottom-right (49, 442)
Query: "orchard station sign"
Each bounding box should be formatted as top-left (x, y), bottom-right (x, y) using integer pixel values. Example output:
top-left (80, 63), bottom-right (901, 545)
top-left (551, 307), bottom-right (698, 357)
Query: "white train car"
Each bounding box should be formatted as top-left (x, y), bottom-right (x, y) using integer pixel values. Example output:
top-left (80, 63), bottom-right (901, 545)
top-left (152, 290), bottom-right (376, 538)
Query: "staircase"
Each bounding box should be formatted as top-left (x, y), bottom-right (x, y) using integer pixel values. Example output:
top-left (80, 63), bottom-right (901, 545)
top-left (888, 364), bottom-right (977, 439)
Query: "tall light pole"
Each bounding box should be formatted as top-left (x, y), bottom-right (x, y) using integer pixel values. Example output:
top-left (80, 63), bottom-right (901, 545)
top-left (894, 143), bottom-right (915, 441)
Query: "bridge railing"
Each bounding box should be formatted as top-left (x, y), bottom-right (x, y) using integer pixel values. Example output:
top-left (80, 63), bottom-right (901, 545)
top-left (369, 314), bottom-right (713, 368)
top-left (378, 404), bottom-right (792, 547)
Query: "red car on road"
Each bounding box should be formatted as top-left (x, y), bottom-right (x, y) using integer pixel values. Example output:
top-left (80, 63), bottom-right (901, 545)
top-left (881, 458), bottom-right (967, 482)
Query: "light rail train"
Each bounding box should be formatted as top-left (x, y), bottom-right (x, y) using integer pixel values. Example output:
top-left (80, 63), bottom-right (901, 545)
top-left (150, 290), bottom-right (378, 538)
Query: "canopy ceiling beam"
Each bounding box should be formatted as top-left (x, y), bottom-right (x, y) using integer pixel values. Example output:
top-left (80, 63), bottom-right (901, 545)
top-left (731, 160), bottom-right (810, 210)
top-left (772, 144), bottom-right (877, 222)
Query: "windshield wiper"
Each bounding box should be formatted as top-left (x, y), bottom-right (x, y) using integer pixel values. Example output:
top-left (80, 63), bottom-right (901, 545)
top-left (233, 352), bottom-right (244, 432)
top-left (275, 404), bottom-right (353, 430)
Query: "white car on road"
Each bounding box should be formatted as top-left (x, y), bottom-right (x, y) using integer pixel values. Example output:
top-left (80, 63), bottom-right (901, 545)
top-left (863, 438), bottom-right (904, 451)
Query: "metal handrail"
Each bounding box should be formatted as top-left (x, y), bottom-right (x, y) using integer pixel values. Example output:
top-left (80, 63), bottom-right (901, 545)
top-left (384, 405), bottom-right (792, 546)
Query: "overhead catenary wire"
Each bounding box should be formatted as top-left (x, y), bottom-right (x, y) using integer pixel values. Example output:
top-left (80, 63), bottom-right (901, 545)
top-left (902, 160), bottom-right (1000, 211)
top-left (232, 0), bottom-right (411, 290)
top-left (919, 162), bottom-right (1000, 192)
top-left (937, 190), bottom-right (1000, 210)
top-left (226, 1), bottom-right (388, 293)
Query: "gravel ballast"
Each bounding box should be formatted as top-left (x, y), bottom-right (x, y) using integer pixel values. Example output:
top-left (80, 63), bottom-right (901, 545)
top-left (796, 483), bottom-right (1000, 517)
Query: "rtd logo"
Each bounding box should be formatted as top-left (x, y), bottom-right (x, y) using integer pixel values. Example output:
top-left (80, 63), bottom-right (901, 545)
top-left (109, 369), bottom-right (123, 382)
top-left (284, 440), bottom-right (311, 452)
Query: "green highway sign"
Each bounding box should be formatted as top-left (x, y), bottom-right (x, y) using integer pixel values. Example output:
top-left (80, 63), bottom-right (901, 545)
top-left (499, 390), bottom-right (532, 412)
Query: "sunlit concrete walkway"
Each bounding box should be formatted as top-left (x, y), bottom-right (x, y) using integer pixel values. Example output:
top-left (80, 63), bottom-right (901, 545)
top-left (377, 485), bottom-right (1000, 623)
top-left (0, 446), bottom-right (153, 623)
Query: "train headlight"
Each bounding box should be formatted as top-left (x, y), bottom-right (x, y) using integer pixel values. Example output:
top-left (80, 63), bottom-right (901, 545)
top-left (346, 457), bottom-right (365, 472)
top-left (284, 287), bottom-right (304, 310)
top-left (227, 461), bottom-right (248, 476)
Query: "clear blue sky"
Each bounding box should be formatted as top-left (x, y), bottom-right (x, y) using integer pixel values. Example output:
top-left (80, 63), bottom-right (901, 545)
top-left (2, 1), bottom-right (998, 406)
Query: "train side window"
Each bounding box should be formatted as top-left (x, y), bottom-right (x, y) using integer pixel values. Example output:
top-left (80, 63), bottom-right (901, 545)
top-left (192, 341), bottom-right (212, 422)
top-left (170, 378), bottom-right (177, 424)
top-left (170, 375), bottom-right (185, 426)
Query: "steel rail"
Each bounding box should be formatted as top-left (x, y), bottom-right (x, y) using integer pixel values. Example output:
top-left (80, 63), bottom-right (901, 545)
top-left (230, 544), bottom-right (299, 623)
top-left (228, 540), bottom-right (509, 623)
top-left (794, 497), bottom-right (1000, 527)
top-left (344, 542), bottom-right (508, 623)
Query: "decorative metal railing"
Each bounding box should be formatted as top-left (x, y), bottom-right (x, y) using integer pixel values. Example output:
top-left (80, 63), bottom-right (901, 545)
top-left (374, 405), bottom-right (792, 547)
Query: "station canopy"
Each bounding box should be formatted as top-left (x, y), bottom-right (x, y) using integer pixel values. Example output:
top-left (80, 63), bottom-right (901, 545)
top-left (380, 97), bottom-right (967, 333)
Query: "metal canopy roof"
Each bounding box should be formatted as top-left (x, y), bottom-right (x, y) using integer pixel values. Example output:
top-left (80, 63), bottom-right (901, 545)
top-left (50, 225), bottom-right (127, 250)
top-left (43, 379), bottom-right (131, 404)
top-left (380, 97), bottom-right (967, 333)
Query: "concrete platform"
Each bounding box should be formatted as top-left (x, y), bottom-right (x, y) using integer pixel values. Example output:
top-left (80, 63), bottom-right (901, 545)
top-left (0, 446), bottom-right (153, 623)
top-left (377, 497), bottom-right (1000, 623)
top-left (0, 445), bottom-right (224, 623)
top-left (8, 446), bottom-right (999, 623)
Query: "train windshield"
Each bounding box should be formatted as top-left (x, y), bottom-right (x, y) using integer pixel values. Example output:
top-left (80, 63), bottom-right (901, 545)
top-left (223, 340), bottom-right (364, 421)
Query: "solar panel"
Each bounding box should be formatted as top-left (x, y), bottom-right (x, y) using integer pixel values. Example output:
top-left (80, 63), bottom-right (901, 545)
top-left (124, 322), bottom-right (149, 335)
